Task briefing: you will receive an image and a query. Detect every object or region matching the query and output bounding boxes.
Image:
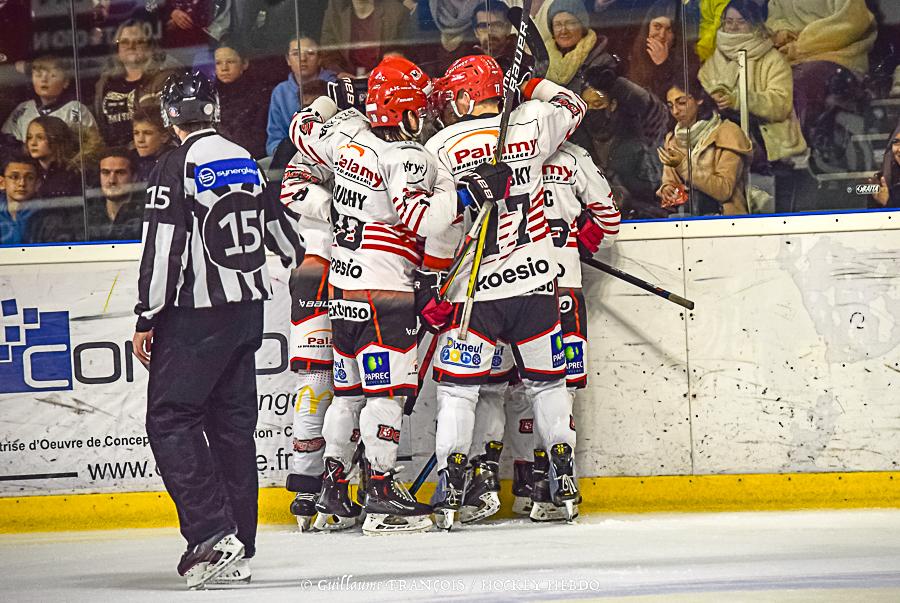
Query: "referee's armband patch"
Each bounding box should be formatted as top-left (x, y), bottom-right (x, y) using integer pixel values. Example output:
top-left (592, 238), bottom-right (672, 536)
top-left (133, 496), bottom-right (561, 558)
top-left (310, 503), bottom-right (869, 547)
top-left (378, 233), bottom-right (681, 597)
top-left (194, 158), bottom-right (260, 192)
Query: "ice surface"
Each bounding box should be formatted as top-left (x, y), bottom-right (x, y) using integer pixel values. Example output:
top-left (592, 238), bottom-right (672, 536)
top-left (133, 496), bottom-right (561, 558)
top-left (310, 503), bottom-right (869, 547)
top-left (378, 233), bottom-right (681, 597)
top-left (3, 510), bottom-right (900, 602)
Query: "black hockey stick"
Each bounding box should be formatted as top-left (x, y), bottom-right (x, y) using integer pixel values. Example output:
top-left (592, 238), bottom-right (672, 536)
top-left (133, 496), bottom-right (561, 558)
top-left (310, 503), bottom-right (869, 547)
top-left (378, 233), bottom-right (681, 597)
top-left (581, 255), bottom-right (695, 310)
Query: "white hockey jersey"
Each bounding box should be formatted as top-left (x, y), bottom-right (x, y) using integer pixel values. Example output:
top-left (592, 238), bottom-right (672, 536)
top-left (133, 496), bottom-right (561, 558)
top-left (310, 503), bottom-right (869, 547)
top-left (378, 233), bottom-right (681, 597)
top-left (280, 152), bottom-right (334, 260)
top-left (542, 141), bottom-right (620, 288)
top-left (289, 99), bottom-right (456, 292)
top-left (424, 79), bottom-right (587, 302)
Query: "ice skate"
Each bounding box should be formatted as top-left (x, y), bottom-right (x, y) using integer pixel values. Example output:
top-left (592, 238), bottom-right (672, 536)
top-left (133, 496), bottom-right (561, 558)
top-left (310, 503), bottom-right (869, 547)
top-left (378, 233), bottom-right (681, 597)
top-left (529, 449), bottom-right (567, 523)
top-left (177, 530), bottom-right (244, 590)
top-left (431, 453), bottom-right (468, 530)
top-left (511, 459), bottom-right (534, 516)
top-left (287, 473), bottom-right (322, 532)
top-left (549, 443), bottom-right (581, 523)
top-left (314, 458), bottom-right (362, 531)
top-left (208, 558), bottom-right (252, 584)
top-left (460, 442), bottom-right (502, 524)
top-left (362, 466), bottom-right (433, 535)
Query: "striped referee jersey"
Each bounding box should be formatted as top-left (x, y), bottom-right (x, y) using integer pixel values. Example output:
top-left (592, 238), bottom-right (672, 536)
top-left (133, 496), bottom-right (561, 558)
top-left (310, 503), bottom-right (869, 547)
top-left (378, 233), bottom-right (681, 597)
top-left (135, 129), bottom-right (304, 332)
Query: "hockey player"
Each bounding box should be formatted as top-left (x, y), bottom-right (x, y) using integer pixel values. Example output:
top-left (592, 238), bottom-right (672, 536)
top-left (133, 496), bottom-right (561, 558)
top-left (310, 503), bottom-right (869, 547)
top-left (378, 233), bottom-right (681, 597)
top-left (420, 55), bottom-right (588, 528)
top-left (132, 71), bottom-right (304, 588)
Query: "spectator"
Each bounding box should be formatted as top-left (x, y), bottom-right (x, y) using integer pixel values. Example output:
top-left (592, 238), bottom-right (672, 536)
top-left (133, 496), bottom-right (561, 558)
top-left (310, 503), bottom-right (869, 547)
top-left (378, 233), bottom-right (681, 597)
top-left (95, 18), bottom-right (174, 147)
top-left (86, 148), bottom-right (143, 241)
top-left (24, 116), bottom-right (82, 200)
top-left (130, 102), bottom-right (174, 182)
top-left (872, 125), bottom-right (900, 208)
top-left (2, 55), bottom-right (100, 143)
top-left (269, 79), bottom-right (329, 171)
top-left (425, 0), bottom-right (481, 54)
top-left (472, 0), bottom-right (534, 73)
top-left (543, 0), bottom-right (616, 89)
top-left (0, 153), bottom-right (39, 245)
top-left (266, 36), bottom-right (337, 156)
top-left (319, 0), bottom-right (414, 76)
top-left (657, 81), bottom-right (752, 215)
top-left (699, 1), bottom-right (806, 170)
top-left (627, 1), bottom-right (682, 103)
top-left (766, 0), bottom-right (877, 136)
top-left (214, 41), bottom-right (268, 158)
top-left (696, 0), bottom-right (730, 62)
top-left (163, 0), bottom-right (225, 51)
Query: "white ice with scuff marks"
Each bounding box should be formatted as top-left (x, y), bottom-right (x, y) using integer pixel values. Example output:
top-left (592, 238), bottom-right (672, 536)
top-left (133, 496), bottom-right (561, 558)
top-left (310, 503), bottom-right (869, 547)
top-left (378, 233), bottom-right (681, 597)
top-left (2, 510), bottom-right (900, 602)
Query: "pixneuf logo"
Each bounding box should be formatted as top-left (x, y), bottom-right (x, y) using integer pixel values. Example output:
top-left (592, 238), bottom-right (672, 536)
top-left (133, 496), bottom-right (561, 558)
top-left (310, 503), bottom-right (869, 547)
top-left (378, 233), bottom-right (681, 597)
top-left (0, 298), bottom-right (72, 394)
top-left (441, 336), bottom-right (484, 369)
top-left (363, 352), bottom-right (391, 387)
top-left (551, 332), bottom-right (566, 369)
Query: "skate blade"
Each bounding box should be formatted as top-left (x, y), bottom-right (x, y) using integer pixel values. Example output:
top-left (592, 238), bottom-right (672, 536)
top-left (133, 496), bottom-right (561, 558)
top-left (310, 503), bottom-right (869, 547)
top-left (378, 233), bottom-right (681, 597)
top-left (208, 560), bottom-right (252, 585)
top-left (564, 500), bottom-right (578, 523)
top-left (313, 513), bottom-right (360, 532)
top-left (362, 513), bottom-right (433, 535)
top-left (511, 495), bottom-right (533, 516)
top-left (459, 492), bottom-right (500, 524)
top-left (433, 508), bottom-right (457, 531)
top-left (529, 501), bottom-right (568, 523)
top-left (187, 535), bottom-right (245, 590)
top-left (296, 515), bottom-right (314, 532)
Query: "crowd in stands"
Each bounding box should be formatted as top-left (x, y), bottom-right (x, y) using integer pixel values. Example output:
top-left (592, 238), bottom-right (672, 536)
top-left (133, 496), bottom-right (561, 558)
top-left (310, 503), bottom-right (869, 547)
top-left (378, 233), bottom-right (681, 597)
top-left (2, 0), bottom-right (900, 246)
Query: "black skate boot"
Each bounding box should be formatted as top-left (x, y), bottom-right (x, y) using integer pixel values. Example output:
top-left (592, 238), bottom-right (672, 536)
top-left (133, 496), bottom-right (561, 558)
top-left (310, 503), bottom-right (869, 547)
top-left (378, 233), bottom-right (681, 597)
top-left (363, 465), bottom-right (433, 535)
top-left (460, 442), bottom-right (502, 524)
top-left (286, 473), bottom-right (322, 532)
top-left (529, 449), bottom-right (566, 522)
top-left (549, 443), bottom-right (581, 522)
top-left (177, 529), bottom-right (244, 590)
top-left (314, 457), bottom-right (362, 531)
top-left (431, 453), bottom-right (469, 530)
top-left (353, 444), bottom-right (369, 508)
top-left (511, 459), bottom-right (534, 516)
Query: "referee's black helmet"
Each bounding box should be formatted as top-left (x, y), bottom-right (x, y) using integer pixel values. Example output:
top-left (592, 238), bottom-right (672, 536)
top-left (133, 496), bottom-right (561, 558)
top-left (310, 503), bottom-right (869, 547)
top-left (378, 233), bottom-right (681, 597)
top-left (160, 70), bottom-right (220, 128)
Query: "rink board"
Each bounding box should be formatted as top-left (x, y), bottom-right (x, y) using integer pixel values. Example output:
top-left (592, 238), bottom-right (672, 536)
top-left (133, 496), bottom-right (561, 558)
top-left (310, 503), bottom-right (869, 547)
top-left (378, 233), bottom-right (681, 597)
top-left (1, 212), bottom-right (900, 530)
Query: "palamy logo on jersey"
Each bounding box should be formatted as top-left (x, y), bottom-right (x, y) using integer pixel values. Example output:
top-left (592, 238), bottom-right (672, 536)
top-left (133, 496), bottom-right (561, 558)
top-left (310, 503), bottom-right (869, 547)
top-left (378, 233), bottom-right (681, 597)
top-left (564, 341), bottom-right (584, 376)
top-left (0, 298), bottom-right (72, 394)
top-left (551, 332), bottom-right (566, 369)
top-left (542, 163), bottom-right (574, 184)
top-left (363, 352), bottom-right (391, 387)
top-left (336, 144), bottom-right (385, 190)
top-left (447, 127), bottom-right (539, 172)
top-left (440, 336), bottom-right (484, 368)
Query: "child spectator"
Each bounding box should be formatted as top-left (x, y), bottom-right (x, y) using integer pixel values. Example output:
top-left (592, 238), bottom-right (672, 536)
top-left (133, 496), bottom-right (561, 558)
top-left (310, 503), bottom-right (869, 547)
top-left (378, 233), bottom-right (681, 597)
top-left (86, 148), bottom-right (143, 241)
top-left (25, 116), bottom-right (82, 200)
top-left (130, 102), bottom-right (175, 182)
top-left (95, 18), bottom-right (174, 147)
top-left (214, 41), bottom-right (268, 158)
top-left (2, 55), bottom-right (99, 143)
top-left (319, 0), bottom-right (414, 76)
top-left (0, 153), bottom-right (39, 245)
top-left (657, 81), bottom-right (752, 215)
top-left (266, 36), bottom-right (337, 156)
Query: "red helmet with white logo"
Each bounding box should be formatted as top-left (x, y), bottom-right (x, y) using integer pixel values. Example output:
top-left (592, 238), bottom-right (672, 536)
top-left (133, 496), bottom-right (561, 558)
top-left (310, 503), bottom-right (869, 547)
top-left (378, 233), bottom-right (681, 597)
top-left (369, 55), bottom-right (431, 94)
top-left (442, 55), bottom-right (504, 105)
top-left (366, 80), bottom-right (427, 128)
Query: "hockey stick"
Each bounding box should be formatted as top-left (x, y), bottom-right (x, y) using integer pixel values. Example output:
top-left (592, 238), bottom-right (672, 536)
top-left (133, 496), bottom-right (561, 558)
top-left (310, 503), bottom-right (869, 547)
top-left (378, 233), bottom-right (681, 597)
top-left (409, 453), bottom-right (437, 496)
top-left (457, 0), bottom-right (533, 338)
top-left (581, 255), bottom-right (695, 310)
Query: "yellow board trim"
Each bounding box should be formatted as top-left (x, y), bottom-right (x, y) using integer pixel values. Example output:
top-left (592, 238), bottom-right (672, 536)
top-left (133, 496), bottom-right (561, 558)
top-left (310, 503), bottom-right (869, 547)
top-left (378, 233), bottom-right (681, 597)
top-left (2, 472), bottom-right (898, 533)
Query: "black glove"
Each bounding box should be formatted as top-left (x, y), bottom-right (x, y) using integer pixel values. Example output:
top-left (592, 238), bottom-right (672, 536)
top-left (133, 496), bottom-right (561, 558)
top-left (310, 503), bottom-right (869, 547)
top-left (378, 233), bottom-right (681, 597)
top-left (458, 161), bottom-right (512, 212)
top-left (326, 77), bottom-right (368, 111)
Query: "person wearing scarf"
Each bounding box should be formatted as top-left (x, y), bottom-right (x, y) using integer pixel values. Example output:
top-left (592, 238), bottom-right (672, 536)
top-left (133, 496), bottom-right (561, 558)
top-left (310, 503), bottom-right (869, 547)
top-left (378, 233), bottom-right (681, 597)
top-left (699, 0), bottom-right (806, 164)
top-left (657, 81), bottom-right (752, 215)
top-left (872, 124), bottom-right (900, 209)
top-left (542, 0), bottom-right (612, 88)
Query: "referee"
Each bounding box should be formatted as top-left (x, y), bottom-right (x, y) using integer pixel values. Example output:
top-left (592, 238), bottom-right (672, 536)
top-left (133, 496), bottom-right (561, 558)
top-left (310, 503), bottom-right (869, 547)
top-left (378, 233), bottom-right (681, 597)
top-left (132, 71), bottom-right (304, 589)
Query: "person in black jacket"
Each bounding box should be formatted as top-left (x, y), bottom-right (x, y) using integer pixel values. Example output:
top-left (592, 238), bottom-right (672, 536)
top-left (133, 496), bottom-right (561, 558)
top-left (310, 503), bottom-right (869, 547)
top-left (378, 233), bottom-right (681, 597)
top-left (213, 40), bottom-right (268, 158)
top-left (132, 71), bottom-right (303, 589)
top-left (86, 148), bottom-right (144, 241)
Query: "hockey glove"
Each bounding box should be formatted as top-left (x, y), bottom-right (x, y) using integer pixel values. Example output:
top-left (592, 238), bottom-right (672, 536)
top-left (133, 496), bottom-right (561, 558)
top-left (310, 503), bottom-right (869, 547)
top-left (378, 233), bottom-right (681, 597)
top-left (458, 161), bottom-right (512, 213)
top-left (327, 77), bottom-right (368, 111)
top-left (414, 269), bottom-right (453, 333)
top-left (576, 210), bottom-right (605, 256)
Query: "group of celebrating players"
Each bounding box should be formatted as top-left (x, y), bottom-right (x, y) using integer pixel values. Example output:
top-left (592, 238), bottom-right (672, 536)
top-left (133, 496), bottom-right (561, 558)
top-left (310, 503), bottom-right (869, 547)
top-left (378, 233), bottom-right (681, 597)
top-left (279, 50), bottom-right (621, 536)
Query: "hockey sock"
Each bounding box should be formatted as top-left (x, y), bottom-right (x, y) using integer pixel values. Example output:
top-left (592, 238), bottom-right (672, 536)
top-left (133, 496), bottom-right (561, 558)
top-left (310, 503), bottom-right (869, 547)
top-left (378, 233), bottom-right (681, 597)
top-left (359, 396), bottom-right (403, 472)
top-left (435, 382), bottom-right (479, 471)
top-left (469, 381), bottom-right (506, 457)
top-left (523, 378), bottom-right (576, 451)
top-left (290, 370), bottom-right (333, 477)
top-left (504, 380), bottom-right (533, 462)
top-left (322, 395), bottom-right (365, 466)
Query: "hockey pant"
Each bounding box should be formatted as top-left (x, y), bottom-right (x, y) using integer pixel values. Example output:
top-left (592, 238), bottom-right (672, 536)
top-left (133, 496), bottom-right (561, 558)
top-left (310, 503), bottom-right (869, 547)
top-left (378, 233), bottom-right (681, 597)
top-left (146, 301), bottom-right (262, 557)
top-left (325, 288), bottom-right (417, 472)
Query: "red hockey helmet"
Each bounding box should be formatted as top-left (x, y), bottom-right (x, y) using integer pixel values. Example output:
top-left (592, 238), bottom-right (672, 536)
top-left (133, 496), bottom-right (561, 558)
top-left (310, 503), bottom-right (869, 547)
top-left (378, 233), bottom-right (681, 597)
top-left (368, 55), bottom-right (431, 94)
top-left (365, 80), bottom-right (427, 128)
top-left (442, 55), bottom-right (504, 106)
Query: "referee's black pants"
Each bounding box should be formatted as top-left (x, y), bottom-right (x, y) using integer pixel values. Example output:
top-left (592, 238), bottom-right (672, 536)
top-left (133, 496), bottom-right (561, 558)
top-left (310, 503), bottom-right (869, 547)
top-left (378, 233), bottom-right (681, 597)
top-left (146, 301), bottom-right (263, 557)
